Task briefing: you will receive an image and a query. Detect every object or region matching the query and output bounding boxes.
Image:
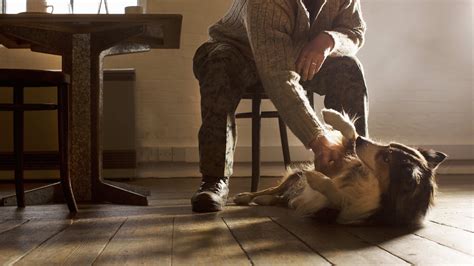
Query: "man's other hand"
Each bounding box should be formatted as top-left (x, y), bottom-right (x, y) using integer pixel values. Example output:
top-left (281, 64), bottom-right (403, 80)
top-left (296, 32), bottom-right (335, 81)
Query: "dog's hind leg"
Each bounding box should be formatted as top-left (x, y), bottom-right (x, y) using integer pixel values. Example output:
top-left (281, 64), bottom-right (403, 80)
top-left (322, 109), bottom-right (357, 140)
top-left (305, 171), bottom-right (344, 209)
top-left (233, 172), bottom-right (302, 205)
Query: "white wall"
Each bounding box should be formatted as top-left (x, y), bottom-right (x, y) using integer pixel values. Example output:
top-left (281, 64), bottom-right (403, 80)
top-left (0, 0), bottom-right (472, 167)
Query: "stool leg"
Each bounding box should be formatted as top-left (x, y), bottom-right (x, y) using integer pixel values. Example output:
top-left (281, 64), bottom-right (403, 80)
top-left (13, 86), bottom-right (25, 208)
top-left (58, 84), bottom-right (78, 213)
top-left (251, 94), bottom-right (261, 192)
top-left (278, 117), bottom-right (291, 168)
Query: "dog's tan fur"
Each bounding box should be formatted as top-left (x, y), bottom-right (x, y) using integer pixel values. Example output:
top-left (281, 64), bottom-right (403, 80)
top-left (234, 109), bottom-right (447, 225)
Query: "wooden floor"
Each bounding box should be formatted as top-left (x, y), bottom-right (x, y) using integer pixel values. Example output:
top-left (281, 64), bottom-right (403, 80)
top-left (0, 175), bottom-right (473, 265)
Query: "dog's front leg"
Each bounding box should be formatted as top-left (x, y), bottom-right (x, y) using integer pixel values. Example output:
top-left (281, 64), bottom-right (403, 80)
top-left (322, 109), bottom-right (357, 140)
top-left (305, 171), bottom-right (344, 209)
top-left (234, 185), bottom-right (283, 206)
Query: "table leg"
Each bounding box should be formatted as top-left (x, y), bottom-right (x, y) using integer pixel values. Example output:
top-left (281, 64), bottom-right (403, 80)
top-left (66, 31), bottom-right (150, 206)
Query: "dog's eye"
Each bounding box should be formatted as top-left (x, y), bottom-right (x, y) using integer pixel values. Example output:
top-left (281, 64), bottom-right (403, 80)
top-left (382, 153), bottom-right (390, 163)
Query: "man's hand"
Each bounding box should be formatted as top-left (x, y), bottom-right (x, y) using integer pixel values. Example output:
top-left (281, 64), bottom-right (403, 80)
top-left (309, 133), bottom-right (343, 170)
top-left (296, 32), bottom-right (335, 81)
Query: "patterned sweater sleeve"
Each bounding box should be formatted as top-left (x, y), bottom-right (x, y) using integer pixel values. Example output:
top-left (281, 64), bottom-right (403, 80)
top-left (324, 0), bottom-right (367, 57)
top-left (244, 0), bottom-right (324, 146)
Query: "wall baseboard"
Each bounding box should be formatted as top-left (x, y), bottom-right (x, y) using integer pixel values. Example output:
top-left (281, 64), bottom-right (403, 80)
top-left (0, 150), bottom-right (136, 170)
top-left (138, 144), bottom-right (474, 163)
top-left (1, 145), bottom-right (472, 178)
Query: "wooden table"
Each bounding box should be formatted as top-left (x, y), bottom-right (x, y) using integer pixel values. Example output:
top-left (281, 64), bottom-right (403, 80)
top-left (0, 14), bottom-right (182, 205)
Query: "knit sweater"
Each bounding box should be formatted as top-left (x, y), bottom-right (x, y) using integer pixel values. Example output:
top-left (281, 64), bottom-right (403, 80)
top-left (209, 0), bottom-right (366, 146)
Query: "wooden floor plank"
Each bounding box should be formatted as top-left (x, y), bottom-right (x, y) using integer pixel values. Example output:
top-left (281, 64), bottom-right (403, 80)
top-left (0, 219), bottom-right (71, 265)
top-left (94, 216), bottom-right (174, 265)
top-left (428, 190), bottom-right (474, 232)
top-left (346, 226), bottom-right (473, 265)
top-left (414, 221), bottom-right (474, 256)
top-left (224, 217), bottom-right (330, 265)
top-left (273, 217), bottom-right (409, 265)
top-left (172, 215), bottom-right (251, 266)
top-left (428, 214), bottom-right (474, 233)
top-left (0, 219), bottom-right (28, 234)
top-left (16, 217), bottom-right (126, 265)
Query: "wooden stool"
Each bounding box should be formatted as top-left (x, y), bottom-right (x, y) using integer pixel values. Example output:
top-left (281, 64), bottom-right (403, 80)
top-left (236, 84), bottom-right (314, 192)
top-left (0, 69), bottom-right (77, 212)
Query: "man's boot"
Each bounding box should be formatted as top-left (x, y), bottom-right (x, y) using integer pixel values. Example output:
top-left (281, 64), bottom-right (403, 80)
top-left (191, 176), bottom-right (229, 212)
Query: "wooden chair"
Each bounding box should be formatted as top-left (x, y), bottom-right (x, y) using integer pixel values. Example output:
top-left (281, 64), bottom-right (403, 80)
top-left (236, 84), bottom-right (314, 192)
top-left (0, 69), bottom-right (78, 212)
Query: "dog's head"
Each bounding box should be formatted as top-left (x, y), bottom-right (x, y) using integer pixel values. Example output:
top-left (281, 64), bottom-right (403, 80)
top-left (355, 136), bottom-right (447, 225)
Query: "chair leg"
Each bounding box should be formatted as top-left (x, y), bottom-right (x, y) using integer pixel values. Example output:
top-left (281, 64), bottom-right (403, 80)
top-left (13, 86), bottom-right (25, 208)
top-left (251, 95), bottom-right (261, 192)
top-left (278, 117), bottom-right (291, 168)
top-left (58, 84), bottom-right (78, 213)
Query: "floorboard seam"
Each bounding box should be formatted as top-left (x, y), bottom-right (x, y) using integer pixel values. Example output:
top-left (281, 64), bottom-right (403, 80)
top-left (342, 228), bottom-right (413, 265)
top-left (0, 219), bottom-right (30, 235)
top-left (10, 219), bottom-right (73, 265)
top-left (269, 217), bottom-right (334, 265)
top-left (92, 217), bottom-right (128, 265)
top-left (413, 232), bottom-right (473, 256)
top-left (171, 216), bottom-right (175, 266)
top-left (221, 217), bottom-right (254, 266)
top-left (429, 220), bottom-right (473, 233)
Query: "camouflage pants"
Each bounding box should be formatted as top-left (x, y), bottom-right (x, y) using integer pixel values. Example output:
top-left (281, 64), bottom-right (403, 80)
top-left (193, 41), bottom-right (368, 178)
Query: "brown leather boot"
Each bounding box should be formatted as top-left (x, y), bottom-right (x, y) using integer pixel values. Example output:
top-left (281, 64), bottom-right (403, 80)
top-left (191, 176), bottom-right (229, 213)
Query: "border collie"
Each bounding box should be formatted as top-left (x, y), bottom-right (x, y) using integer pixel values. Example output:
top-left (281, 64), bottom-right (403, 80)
top-left (234, 109), bottom-right (447, 225)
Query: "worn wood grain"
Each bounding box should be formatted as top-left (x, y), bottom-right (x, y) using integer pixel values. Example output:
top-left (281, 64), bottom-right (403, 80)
top-left (16, 217), bottom-right (125, 265)
top-left (0, 219), bottom-right (28, 234)
top-left (0, 219), bottom-right (71, 265)
top-left (224, 217), bottom-right (330, 265)
top-left (273, 217), bottom-right (409, 265)
top-left (172, 215), bottom-right (251, 266)
top-left (94, 216), bottom-right (174, 265)
top-left (346, 226), bottom-right (473, 265)
top-left (0, 177), bottom-right (472, 265)
top-left (414, 221), bottom-right (474, 256)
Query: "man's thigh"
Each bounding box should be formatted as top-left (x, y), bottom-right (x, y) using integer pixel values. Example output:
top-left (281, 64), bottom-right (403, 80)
top-left (193, 41), bottom-right (260, 91)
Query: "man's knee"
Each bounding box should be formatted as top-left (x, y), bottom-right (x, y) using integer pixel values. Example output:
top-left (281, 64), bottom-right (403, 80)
top-left (326, 56), bottom-right (364, 74)
top-left (193, 42), bottom-right (244, 80)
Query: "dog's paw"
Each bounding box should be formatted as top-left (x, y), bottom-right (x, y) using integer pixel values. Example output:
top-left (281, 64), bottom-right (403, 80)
top-left (233, 192), bottom-right (254, 205)
top-left (322, 109), bottom-right (356, 140)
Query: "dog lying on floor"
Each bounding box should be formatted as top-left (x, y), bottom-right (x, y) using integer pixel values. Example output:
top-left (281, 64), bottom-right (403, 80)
top-left (234, 109), bottom-right (447, 225)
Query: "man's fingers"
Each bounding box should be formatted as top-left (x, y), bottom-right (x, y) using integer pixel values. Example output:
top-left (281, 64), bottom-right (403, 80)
top-left (302, 57), bottom-right (314, 81)
top-left (295, 50), bottom-right (308, 76)
top-left (307, 59), bottom-right (320, 81)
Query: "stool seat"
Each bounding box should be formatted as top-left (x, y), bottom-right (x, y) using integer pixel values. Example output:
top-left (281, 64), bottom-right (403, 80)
top-left (0, 69), bottom-right (70, 87)
top-left (241, 83), bottom-right (267, 99)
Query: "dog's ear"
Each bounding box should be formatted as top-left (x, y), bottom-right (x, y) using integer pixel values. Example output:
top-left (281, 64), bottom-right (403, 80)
top-left (418, 149), bottom-right (448, 169)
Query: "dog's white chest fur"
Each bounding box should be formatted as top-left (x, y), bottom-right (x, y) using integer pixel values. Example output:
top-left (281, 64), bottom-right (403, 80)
top-left (290, 170), bottom-right (381, 224)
